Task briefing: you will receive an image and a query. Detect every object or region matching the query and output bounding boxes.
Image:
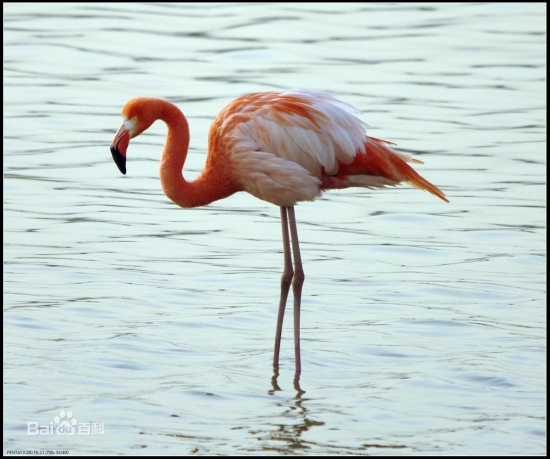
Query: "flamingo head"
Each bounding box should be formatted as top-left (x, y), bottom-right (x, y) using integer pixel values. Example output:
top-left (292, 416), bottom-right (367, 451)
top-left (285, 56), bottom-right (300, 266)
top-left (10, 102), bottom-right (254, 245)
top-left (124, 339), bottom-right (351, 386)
top-left (110, 98), bottom-right (158, 175)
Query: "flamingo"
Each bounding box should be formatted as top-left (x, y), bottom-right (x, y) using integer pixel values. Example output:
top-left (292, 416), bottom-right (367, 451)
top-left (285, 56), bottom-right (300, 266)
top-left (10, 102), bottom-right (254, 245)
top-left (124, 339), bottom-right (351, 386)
top-left (110, 89), bottom-right (448, 375)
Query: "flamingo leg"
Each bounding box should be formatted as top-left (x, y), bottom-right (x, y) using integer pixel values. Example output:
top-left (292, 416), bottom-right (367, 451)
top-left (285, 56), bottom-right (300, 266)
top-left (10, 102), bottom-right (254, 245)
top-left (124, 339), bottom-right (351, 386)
top-left (287, 206), bottom-right (304, 375)
top-left (272, 206), bottom-right (305, 374)
top-left (273, 206), bottom-right (293, 369)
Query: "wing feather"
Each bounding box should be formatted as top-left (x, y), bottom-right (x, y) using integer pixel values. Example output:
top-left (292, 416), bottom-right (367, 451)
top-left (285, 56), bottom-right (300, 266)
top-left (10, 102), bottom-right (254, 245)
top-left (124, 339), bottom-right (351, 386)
top-left (224, 89), bottom-right (369, 178)
top-left (210, 89), bottom-right (447, 204)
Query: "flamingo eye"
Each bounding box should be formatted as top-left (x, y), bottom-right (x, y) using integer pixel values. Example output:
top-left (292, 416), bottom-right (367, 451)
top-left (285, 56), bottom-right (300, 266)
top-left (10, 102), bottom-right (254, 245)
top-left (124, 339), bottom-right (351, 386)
top-left (131, 116), bottom-right (138, 122)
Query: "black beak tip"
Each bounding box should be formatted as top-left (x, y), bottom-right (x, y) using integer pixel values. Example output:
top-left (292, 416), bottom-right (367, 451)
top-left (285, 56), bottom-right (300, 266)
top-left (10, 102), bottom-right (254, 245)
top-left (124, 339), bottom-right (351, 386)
top-left (110, 146), bottom-right (127, 175)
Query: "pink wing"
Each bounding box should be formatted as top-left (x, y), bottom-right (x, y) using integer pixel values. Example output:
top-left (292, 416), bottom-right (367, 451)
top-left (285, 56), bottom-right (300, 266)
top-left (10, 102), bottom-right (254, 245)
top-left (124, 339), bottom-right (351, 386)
top-left (213, 89), bottom-right (446, 206)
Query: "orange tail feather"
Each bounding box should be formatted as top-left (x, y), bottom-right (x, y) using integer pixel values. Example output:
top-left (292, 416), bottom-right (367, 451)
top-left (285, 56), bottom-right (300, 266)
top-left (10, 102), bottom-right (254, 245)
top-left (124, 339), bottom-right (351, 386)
top-left (339, 137), bottom-right (449, 202)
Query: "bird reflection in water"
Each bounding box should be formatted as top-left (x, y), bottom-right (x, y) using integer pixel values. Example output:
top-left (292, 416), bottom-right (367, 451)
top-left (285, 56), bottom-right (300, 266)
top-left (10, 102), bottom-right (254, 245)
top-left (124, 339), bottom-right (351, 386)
top-left (264, 367), bottom-right (323, 453)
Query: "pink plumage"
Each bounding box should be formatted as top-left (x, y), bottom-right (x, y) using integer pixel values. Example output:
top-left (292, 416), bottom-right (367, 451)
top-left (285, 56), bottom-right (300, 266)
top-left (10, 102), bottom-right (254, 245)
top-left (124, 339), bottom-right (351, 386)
top-left (111, 89), bottom-right (448, 376)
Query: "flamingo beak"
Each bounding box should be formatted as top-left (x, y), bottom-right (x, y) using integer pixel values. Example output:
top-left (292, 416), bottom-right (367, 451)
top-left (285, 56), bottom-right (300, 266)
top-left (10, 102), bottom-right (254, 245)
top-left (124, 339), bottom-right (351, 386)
top-left (110, 123), bottom-right (129, 175)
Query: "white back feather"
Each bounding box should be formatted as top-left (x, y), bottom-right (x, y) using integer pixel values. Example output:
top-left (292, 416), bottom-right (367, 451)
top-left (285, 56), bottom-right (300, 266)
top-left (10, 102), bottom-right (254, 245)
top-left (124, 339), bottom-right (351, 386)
top-left (225, 90), bottom-right (373, 206)
top-left (231, 89), bottom-right (369, 175)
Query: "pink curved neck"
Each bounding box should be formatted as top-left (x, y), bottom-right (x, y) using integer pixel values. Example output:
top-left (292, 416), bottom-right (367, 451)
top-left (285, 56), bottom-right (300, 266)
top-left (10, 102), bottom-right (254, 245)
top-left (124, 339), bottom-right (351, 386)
top-left (156, 101), bottom-right (239, 208)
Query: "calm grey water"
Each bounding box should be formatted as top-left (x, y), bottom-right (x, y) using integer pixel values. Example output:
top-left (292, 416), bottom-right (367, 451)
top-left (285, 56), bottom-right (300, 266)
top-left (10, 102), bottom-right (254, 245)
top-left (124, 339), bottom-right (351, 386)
top-left (4, 3), bottom-right (546, 455)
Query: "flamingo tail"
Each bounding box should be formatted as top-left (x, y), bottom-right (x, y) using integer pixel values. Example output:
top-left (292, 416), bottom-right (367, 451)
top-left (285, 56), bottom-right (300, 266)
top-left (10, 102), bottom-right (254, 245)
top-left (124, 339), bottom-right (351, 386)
top-left (335, 137), bottom-right (449, 203)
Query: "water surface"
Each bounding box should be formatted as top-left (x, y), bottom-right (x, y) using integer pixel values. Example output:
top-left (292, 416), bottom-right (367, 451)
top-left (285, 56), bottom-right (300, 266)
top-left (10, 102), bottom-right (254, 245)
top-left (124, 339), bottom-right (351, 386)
top-left (4, 3), bottom-right (546, 455)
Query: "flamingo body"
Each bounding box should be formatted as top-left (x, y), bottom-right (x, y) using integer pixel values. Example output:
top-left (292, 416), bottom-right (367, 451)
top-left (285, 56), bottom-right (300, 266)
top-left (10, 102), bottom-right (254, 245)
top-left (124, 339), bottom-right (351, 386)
top-left (110, 89), bottom-right (448, 375)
